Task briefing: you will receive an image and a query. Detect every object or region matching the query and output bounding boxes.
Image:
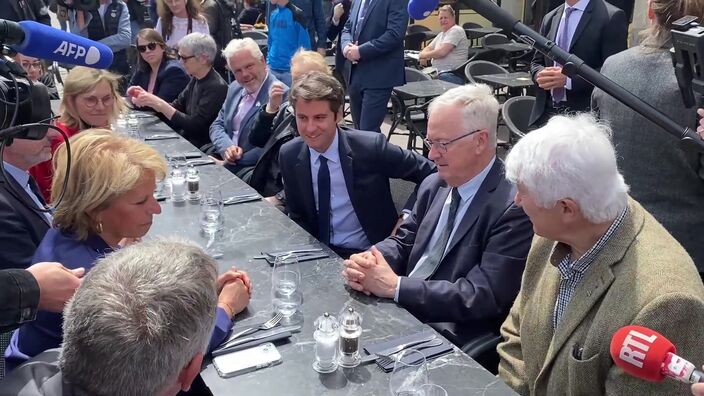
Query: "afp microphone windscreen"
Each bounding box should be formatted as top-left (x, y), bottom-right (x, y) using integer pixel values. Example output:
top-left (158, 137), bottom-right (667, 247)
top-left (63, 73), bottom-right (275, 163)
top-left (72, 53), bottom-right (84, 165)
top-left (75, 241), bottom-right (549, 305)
top-left (407, 0), bottom-right (440, 20)
top-left (10, 21), bottom-right (113, 69)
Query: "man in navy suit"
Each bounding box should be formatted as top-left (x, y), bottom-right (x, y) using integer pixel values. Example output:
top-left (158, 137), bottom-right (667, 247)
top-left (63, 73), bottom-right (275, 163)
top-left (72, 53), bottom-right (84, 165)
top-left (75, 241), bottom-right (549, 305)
top-left (343, 84), bottom-right (534, 347)
top-left (0, 129), bottom-right (58, 271)
top-left (279, 72), bottom-right (435, 258)
top-left (210, 38), bottom-right (287, 180)
top-left (340, 0), bottom-right (408, 132)
top-left (529, 0), bottom-right (627, 126)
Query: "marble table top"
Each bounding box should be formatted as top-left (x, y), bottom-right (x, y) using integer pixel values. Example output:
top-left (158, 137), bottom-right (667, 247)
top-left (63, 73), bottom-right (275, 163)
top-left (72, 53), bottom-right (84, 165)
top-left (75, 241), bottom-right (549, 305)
top-left (130, 112), bottom-right (518, 396)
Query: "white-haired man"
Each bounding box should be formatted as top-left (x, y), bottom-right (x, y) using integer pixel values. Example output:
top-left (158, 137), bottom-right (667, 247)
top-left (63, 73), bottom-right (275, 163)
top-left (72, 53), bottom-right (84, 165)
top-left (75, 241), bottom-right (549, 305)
top-left (498, 114), bottom-right (704, 395)
top-left (209, 37), bottom-right (287, 181)
top-left (342, 84), bottom-right (533, 349)
top-left (0, 238), bottom-right (240, 395)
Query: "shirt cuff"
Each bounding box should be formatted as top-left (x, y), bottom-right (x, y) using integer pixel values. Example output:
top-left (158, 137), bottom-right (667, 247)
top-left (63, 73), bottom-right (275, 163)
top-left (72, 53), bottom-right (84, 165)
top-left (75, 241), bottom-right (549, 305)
top-left (393, 276), bottom-right (402, 302)
top-left (565, 77), bottom-right (572, 90)
top-left (207, 307), bottom-right (233, 353)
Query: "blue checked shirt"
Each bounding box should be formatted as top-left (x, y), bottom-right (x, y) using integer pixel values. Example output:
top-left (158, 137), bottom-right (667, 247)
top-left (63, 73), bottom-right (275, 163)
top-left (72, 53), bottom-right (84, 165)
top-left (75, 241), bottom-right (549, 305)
top-left (552, 206), bottom-right (628, 330)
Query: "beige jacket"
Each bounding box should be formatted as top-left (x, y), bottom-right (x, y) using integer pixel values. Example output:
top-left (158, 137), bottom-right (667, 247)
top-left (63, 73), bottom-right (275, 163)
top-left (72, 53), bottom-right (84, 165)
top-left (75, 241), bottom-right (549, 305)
top-left (498, 198), bottom-right (704, 395)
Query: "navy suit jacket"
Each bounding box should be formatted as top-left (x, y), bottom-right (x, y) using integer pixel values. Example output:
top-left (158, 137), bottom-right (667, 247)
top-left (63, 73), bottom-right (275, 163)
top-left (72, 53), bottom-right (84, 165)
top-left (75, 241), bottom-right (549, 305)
top-left (128, 59), bottom-right (190, 104)
top-left (0, 173), bottom-right (50, 270)
top-left (375, 161), bottom-right (534, 345)
top-left (209, 73), bottom-right (286, 171)
top-left (339, 0), bottom-right (408, 89)
top-left (279, 129), bottom-right (436, 246)
top-left (529, 0), bottom-right (627, 124)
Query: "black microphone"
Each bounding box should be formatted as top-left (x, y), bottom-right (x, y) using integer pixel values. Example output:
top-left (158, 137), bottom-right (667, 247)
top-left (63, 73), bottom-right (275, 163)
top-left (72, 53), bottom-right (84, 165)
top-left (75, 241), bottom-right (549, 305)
top-left (458, 0), bottom-right (704, 151)
top-left (0, 19), bottom-right (24, 45)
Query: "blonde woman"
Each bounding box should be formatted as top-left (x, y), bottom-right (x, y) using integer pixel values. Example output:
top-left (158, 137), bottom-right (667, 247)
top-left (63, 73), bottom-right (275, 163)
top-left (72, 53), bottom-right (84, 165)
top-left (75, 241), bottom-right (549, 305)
top-left (155, 0), bottom-right (210, 48)
top-left (29, 67), bottom-right (127, 200)
top-left (5, 130), bottom-right (251, 371)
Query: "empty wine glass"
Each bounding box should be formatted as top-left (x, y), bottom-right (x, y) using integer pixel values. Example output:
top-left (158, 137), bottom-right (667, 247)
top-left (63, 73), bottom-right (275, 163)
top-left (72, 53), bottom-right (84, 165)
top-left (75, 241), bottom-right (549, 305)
top-left (389, 348), bottom-right (428, 396)
top-left (271, 253), bottom-right (302, 325)
top-left (200, 188), bottom-right (224, 258)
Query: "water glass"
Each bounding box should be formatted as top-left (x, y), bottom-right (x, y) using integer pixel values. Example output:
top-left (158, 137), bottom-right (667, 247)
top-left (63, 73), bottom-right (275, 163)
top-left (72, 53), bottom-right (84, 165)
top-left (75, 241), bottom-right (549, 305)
top-left (417, 384), bottom-right (447, 396)
top-left (271, 253), bottom-right (302, 325)
top-left (200, 188), bottom-right (224, 236)
top-left (115, 113), bottom-right (127, 132)
top-left (389, 349), bottom-right (428, 396)
top-left (127, 114), bottom-right (141, 139)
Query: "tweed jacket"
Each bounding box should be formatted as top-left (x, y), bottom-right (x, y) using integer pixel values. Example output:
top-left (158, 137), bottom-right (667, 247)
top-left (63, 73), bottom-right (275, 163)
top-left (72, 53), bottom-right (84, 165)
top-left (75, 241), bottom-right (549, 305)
top-left (498, 198), bottom-right (704, 395)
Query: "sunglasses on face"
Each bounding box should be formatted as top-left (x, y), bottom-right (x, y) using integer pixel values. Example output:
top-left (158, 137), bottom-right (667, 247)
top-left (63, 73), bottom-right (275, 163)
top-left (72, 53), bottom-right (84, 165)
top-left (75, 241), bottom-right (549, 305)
top-left (177, 53), bottom-right (196, 62)
top-left (137, 42), bottom-right (160, 53)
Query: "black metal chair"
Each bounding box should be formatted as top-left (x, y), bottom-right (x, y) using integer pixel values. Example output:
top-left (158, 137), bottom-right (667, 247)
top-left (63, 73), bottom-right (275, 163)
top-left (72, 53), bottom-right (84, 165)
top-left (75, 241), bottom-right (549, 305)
top-left (387, 68), bottom-right (432, 148)
top-left (462, 332), bottom-right (503, 374)
top-left (462, 22), bottom-right (483, 47)
top-left (407, 24), bottom-right (431, 34)
top-left (242, 30), bottom-right (268, 40)
top-left (449, 48), bottom-right (504, 83)
top-left (481, 33), bottom-right (510, 46)
top-left (502, 95), bottom-right (536, 144)
top-left (464, 60), bottom-right (508, 84)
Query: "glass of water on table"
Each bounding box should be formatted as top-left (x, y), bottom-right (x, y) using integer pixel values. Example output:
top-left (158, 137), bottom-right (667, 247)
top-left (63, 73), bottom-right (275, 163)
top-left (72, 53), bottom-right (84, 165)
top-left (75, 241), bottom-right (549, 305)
top-left (200, 188), bottom-right (225, 258)
top-left (271, 253), bottom-right (303, 325)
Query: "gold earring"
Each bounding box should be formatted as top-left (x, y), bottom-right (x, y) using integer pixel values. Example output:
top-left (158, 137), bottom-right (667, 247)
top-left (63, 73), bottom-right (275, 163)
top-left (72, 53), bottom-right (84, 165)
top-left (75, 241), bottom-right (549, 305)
top-left (96, 222), bottom-right (103, 234)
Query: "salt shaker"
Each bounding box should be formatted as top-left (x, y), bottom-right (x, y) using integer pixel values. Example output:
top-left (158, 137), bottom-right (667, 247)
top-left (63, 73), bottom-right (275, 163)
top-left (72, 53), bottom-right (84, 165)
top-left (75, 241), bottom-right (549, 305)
top-left (170, 167), bottom-right (186, 203)
top-left (313, 312), bottom-right (339, 373)
top-left (186, 166), bottom-right (200, 201)
top-left (338, 307), bottom-right (362, 368)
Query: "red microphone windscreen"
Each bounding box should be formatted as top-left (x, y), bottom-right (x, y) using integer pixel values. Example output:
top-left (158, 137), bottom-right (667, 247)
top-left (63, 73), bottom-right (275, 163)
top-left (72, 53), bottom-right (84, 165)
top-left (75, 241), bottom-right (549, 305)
top-left (610, 325), bottom-right (676, 382)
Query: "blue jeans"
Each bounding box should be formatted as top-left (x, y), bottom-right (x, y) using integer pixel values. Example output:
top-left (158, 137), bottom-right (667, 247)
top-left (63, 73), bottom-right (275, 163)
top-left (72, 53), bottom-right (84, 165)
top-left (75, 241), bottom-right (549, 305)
top-left (270, 69), bottom-right (292, 87)
top-left (438, 72), bottom-right (465, 85)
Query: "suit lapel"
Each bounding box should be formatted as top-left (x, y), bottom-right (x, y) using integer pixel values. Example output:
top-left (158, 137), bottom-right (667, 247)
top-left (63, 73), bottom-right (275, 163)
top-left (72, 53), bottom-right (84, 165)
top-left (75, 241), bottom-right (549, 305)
top-left (537, 200), bottom-right (644, 381)
top-left (227, 86), bottom-right (244, 136)
top-left (444, 160), bottom-right (502, 257)
top-left (548, 5), bottom-right (564, 41)
top-left (0, 177), bottom-right (51, 227)
top-left (569, 0), bottom-right (594, 51)
top-left (337, 130), bottom-right (357, 209)
top-left (294, 143), bottom-right (317, 231)
top-left (355, 0), bottom-right (380, 39)
top-left (408, 185), bottom-right (451, 274)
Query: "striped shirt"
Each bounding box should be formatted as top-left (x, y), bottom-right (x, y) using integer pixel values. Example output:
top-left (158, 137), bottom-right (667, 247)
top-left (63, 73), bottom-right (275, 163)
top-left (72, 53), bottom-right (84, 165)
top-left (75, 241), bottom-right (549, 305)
top-left (552, 206), bottom-right (628, 329)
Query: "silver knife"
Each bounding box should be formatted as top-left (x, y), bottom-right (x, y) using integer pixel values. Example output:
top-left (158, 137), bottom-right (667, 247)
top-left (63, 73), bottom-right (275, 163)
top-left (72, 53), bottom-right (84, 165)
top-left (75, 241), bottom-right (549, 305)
top-left (145, 134), bottom-right (179, 140)
top-left (216, 325), bottom-right (301, 351)
top-left (186, 158), bottom-right (215, 166)
top-left (360, 334), bottom-right (438, 364)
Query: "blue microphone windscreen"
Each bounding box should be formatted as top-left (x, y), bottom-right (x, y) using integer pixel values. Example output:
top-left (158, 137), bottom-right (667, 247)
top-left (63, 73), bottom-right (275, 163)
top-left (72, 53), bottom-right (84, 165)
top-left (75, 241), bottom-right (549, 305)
top-left (407, 0), bottom-right (439, 20)
top-left (12, 21), bottom-right (114, 69)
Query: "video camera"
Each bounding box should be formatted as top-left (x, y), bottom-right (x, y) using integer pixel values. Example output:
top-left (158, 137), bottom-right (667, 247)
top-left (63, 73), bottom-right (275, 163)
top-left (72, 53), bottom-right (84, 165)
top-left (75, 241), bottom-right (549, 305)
top-left (671, 16), bottom-right (704, 108)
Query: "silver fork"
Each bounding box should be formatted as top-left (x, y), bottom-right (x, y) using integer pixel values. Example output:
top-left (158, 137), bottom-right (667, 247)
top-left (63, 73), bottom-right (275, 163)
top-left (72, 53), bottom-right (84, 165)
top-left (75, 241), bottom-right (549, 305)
top-left (227, 312), bottom-right (284, 341)
top-left (376, 338), bottom-right (444, 369)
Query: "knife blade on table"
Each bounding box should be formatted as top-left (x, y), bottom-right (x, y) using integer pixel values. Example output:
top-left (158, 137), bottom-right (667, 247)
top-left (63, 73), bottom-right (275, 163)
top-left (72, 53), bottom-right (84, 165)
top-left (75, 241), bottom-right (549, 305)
top-left (359, 333), bottom-right (438, 364)
top-left (215, 325), bottom-right (301, 351)
top-left (186, 158), bottom-right (215, 166)
top-left (144, 134), bottom-right (179, 141)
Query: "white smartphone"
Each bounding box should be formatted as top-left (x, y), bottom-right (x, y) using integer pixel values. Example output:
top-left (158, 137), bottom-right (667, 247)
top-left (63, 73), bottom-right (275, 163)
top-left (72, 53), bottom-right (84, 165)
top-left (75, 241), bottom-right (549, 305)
top-left (212, 343), bottom-right (282, 378)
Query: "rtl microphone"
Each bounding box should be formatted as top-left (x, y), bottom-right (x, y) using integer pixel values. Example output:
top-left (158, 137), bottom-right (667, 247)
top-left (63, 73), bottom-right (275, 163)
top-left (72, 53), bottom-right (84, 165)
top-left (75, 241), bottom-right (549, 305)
top-left (610, 325), bottom-right (704, 384)
top-left (1, 20), bottom-right (113, 69)
top-left (407, 0), bottom-right (440, 20)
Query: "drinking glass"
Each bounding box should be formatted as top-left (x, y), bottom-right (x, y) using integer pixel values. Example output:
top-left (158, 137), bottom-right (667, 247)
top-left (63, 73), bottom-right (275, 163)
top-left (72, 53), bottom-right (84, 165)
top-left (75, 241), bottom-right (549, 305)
top-left (200, 188), bottom-right (224, 258)
top-left (127, 113), bottom-right (141, 139)
top-left (389, 348), bottom-right (428, 396)
top-left (417, 384), bottom-right (447, 396)
top-left (271, 253), bottom-right (302, 325)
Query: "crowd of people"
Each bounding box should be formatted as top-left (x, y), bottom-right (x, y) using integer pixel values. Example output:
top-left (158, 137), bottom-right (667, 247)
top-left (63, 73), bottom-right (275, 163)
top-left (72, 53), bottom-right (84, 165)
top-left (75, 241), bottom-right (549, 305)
top-left (1, 0), bottom-right (704, 395)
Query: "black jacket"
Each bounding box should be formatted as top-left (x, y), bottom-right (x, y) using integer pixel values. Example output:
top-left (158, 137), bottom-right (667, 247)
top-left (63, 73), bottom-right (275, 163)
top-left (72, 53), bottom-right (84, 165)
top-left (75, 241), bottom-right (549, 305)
top-left (3, 0), bottom-right (51, 25)
top-left (249, 103), bottom-right (297, 197)
top-left (0, 269), bottom-right (39, 334)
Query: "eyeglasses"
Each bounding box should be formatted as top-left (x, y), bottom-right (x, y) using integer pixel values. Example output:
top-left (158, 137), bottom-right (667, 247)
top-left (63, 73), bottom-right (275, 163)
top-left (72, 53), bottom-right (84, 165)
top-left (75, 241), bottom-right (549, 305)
top-left (423, 129), bottom-right (484, 152)
top-left (21, 61), bottom-right (43, 70)
top-left (137, 42), bottom-right (160, 53)
top-left (177, 53), bottom-right (196, 62)
top-left (80, 95), bottom-right (114, 108)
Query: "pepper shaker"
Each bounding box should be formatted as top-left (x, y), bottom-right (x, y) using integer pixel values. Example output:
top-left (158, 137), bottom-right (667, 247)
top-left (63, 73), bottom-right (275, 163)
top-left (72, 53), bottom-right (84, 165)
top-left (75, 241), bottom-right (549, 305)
top-left (338, 307), bottom-right (362, 368)
top-left (186, 166), bottom-right (200, 201)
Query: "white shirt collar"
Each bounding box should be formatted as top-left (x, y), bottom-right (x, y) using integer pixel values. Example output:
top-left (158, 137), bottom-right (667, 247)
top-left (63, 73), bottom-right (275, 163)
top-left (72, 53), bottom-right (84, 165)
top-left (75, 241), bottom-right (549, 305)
top-left (309, 129), bottom-right (341, 164)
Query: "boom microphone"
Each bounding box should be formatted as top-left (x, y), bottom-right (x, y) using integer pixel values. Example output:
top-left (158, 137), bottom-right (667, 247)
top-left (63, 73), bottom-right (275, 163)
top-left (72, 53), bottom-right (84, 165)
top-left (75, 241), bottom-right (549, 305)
top-left (458, 0), bottom-right (704, 151)
top-left (0, 20), bottom-right (113, 69)
top-left (610, 325), bottom-right (704, 384)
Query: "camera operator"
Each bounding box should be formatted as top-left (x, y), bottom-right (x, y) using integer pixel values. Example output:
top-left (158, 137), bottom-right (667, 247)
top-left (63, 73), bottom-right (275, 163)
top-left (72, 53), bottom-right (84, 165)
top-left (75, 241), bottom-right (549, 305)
top-left (592, 0), bottom-right (704, 274)
top-left (1, 0), bottom-right (52, 26)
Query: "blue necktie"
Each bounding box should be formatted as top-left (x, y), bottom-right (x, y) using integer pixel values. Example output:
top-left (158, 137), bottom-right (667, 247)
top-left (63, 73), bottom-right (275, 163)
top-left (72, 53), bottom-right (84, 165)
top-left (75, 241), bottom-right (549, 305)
top-left (27, 176), bottom-right (46, 207)
top-left (354, 0), bottom-right (370, 37)
top-left (411, 188), bottom-right (461, 279)
top-left (317, 156), bottom-right (331, 245)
